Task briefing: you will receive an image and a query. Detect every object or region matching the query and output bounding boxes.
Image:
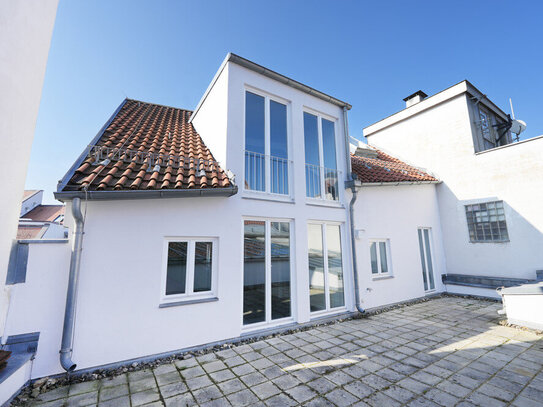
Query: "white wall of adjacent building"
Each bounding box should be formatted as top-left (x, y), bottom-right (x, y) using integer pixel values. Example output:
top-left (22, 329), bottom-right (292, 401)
top-left (364, 89), bottom-right (543, 282)
top-left (349, 184), bottom-right (447, 310)
top-left (0, 0), bottom-right (58, 342)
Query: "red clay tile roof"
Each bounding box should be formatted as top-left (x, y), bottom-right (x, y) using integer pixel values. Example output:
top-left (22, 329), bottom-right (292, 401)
top-left (22, 190), bottom-right (40, 200)
top-left (23, 205), bottom-right (64, 223)
top-left (61, 99), bottom-right (232, 192)
top-left (16, 226), bottom-right (44, 240)
top-left (351, 148), bottom-right (437, 183)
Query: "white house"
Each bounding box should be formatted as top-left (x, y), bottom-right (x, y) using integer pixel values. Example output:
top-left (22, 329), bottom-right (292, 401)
top-left (363, 81), bottom-right (543, 298)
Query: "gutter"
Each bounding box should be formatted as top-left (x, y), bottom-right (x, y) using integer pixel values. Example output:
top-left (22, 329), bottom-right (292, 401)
top-left (59, 197), bottom-right (84, 372)
top-left (355, 180), bottom-right (440, 187)
top-left (54, 186), bottom-right (238, 202)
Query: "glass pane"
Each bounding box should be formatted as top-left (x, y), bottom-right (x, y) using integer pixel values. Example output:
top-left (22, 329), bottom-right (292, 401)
top-left (245, 92), bottom-right (265, 191)
top-left (327, 225), bottom-right (345, 308)
top-left (166, 242), bottom-right (187, 295)
top-left (379, 241), bottom-right (388, 274)
top-left (270, 101), bottom-right (288, 195)
top-left (244, 221), bottom-right (266, 324)
top-left (194, 242), bottom-right (212, 292)
top-left (304, 112), bottom-right (321, 198)
top-left (418, 230), bottom-right (428, 291)
top-left (423, 229), bottom-right (435, 290)
top-left (322, 119), bottom-right (338, 201)
top-left (308, 224), bottom-right (325, 311)
top-left (271, 222), bottom-right (291, 319)
top-left (370, 242), bottom-right (378, 274)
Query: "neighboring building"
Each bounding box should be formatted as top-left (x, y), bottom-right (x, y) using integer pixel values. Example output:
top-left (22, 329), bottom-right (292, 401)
top-left (364, 80), bottom-right (543, 297)
top-left (0, 1), bottom-right (58, 404)
top-left (18, 190), bottom-right (66, 240)
top-left (347, 144), bottom-right (447, 310)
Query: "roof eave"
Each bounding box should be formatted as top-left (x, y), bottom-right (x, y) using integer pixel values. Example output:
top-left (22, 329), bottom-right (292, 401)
top-left (190, 53), bottom-right (351, 123)
top-left (346, 180), bottom-right (440, 188)
top-left (54, 186), bottom-right (238, 202)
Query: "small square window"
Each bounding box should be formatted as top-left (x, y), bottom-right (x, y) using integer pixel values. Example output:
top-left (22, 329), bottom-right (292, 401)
top-left (465, 201), bottom-right (509, 242)
top-left (163, 238), bottom-right (217, 305)
top-left (369, 239), bottom-right (391, 276)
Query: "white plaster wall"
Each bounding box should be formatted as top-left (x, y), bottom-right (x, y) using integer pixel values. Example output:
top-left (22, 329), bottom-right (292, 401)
top-left (350, 184), bottom-right (446, 309)
top-left (0, 0), bottom-right (58, 339)
top-left (190, 63), bottom-right (229, 168)
top-left (0, 360), bottom-right (32, 406)
top-left (365, 95), bottom-right (543, 280)
top-left (3, 242), bottom-right (71, 378)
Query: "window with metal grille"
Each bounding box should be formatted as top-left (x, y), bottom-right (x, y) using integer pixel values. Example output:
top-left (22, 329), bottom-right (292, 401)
top-left (465, 201), bottom-right (509, 242)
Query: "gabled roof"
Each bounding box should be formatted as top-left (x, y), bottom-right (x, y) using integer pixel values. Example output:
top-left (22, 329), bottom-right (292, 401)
top-left (23, 205), bottom-right (64, 223)
top-left (56, 99), bottom-right (236, 201)
top-left (351, 148), bottom-right (438, 185)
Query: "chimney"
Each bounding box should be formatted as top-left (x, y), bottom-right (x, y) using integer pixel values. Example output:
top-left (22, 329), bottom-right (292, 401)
top-left (403, 90), bottom-right (428, 108)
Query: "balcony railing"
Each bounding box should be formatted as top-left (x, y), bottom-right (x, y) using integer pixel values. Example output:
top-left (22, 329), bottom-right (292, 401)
top-left (305, 163), bottom-right (339, 201)
top-left (245, 151), bottom-right (290, 195)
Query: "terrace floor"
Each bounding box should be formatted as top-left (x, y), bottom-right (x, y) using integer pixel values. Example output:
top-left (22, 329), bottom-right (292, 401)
top-left (25, 297), bottom-right (543, 406)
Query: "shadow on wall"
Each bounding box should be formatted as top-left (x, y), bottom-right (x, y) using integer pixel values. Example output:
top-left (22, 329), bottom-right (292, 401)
top-left (437, 183), bottom-right (543, 279)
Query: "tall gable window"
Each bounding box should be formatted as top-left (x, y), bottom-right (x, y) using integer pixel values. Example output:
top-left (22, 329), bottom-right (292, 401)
top-left (304, 112), bottom-right (339, 201)
top-left (245, 91), bottom-right (289, 196)
top-left (465, 201), bottom-right (509, 242)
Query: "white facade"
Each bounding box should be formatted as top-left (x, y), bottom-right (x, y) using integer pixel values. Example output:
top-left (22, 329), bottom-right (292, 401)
top-left (0, 0), bottom-right (58, 342)
top-left (7, 56), bottom-right (355, 378)
top-left (349, 184), bottom-right (446, 310)
top-left (364, 82), bottom-right (543, 292)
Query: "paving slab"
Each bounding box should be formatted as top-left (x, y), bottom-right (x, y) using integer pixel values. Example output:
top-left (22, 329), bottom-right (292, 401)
top-left (21, 297), bottom-right (543, 407)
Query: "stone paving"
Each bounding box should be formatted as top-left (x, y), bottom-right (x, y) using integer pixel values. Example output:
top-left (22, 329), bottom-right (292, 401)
top-left (25, 297), bottom-right (543, 406)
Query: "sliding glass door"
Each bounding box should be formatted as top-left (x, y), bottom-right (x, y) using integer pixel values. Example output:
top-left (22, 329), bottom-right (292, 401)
top-left (244, 220), bottom-right (292, 326)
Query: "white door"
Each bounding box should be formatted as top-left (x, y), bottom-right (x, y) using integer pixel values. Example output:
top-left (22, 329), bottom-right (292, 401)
top-left (418, 228), bottom-right (435, 291)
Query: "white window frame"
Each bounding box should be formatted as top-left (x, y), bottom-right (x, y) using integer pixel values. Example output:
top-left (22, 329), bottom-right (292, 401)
top-left (308, 221), bottom-right (347, 317)
top-left (417, 228), bottom-right (436, 292)
top-left (243, 86), bottom-right (293, 200)
top-left (160, 237), bottom-right (219, 306)
top-left (369, 239), bottom-right (392, 279)
top-left (242, 217), bottom-right (295, 331)
top-left (303, 107), bottom-right (341, 203)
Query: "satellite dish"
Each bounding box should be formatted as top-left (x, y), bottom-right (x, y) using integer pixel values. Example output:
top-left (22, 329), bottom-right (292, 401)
top-left (510, 119), bottom-right (527, 135)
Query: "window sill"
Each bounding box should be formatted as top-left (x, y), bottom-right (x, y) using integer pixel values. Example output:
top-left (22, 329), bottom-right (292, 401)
top-left (305, 199), bottom-right (344, 209)
top-left (469, 240), bottom-right (510, 244)
top-left (371, 274), bottom-right (394, 281)
top-left (159, 296), bottom-right (218, 308)
top-left (242, 192), bottom-right (294, 204)
top-left (310, 307), bottom-right (347, 319)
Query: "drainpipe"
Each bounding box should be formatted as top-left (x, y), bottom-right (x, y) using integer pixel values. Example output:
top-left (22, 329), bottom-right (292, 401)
top-left (60, 197), bottom-right (84, 372)
top-left (343, 106), bottom-right (365, 314)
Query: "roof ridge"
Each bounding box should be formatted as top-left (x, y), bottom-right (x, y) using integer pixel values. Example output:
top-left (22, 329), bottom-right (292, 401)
top-left (125, 98), bottom-right (194, 113)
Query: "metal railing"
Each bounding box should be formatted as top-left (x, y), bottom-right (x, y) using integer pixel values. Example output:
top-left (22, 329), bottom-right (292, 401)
top-left (305, 163), bottom-right (339, 201)
top-left (245, 151), bottom-right (290, 195)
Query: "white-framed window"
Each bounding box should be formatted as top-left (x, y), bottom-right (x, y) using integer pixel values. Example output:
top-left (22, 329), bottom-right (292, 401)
top-left (160, 237), bottom-right (218, 305)
top-left (369, 239), bottom-right (391, 277)
top-left (307, 222), bottom-right (345, 313)
top-left (244, 89), bottom-right (291, 196)
top-left (243, 219), bottom-right (293, 327)
top-left (303, 110), bottom-right (339, 201)
top-left (465, 200), bottom-right (509, 242)
top-left (417, 228), bottom-right (435, 291)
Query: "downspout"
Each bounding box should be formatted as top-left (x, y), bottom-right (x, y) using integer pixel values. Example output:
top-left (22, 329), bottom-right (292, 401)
top-left (343, 106), bottom-right (365, 314)
top-left (60, 197), bottom-right (84, 372)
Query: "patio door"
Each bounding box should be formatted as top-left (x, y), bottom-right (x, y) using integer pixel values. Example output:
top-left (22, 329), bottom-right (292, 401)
top-left (243, 220), bottom-right (292, 327)
top-left (418, 228), bottom-right (435, 291)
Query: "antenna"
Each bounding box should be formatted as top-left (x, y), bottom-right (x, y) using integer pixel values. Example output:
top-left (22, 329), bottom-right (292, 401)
top-left (509, 98), bottom-right (515, 120)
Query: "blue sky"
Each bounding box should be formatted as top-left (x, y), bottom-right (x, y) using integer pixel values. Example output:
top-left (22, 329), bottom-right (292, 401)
top-left (28, 0), bottom-right (543, 203)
